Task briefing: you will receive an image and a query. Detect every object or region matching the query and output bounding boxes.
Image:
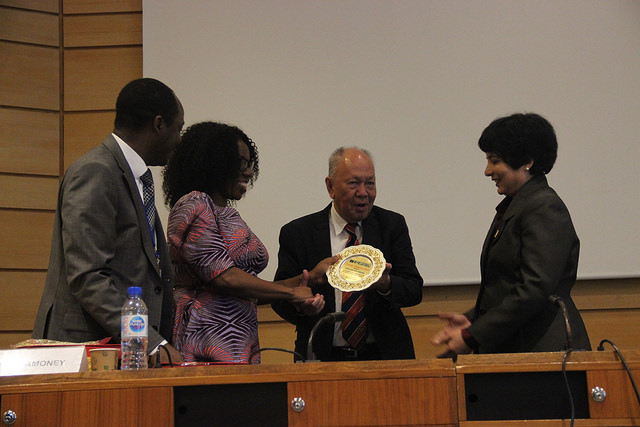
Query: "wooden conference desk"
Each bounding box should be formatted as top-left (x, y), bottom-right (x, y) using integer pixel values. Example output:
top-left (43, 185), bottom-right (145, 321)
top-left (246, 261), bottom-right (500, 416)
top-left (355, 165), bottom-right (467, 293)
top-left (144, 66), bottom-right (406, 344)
top-left (456, 350), bottom-right (640, 426)
top-left (0, 351), bottom-right (638, 426)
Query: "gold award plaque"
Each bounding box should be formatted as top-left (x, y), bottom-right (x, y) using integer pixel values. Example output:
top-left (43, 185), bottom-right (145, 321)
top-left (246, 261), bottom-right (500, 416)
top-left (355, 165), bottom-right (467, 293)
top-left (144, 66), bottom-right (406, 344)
top-left (327, 244), bottom-right (386, 291)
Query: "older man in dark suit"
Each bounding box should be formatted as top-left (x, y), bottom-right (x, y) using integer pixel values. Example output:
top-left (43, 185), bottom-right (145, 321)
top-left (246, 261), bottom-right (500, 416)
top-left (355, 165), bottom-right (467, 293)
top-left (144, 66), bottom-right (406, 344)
top-left (272, 147), bottom-right (423, 361)
top-left (33, 78), bottom-right (184, 363)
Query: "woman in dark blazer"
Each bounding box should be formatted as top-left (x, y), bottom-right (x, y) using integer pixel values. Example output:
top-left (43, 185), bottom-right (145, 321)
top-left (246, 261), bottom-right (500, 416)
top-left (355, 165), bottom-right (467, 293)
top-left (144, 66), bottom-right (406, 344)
top-left (431, 113), bottom-right (591, 355)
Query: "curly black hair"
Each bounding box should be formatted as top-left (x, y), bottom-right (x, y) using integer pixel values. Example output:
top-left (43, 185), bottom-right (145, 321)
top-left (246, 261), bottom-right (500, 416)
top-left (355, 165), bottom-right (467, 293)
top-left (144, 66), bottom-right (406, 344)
top-left (162, 121), bottom-right (259, 207)
top-left (478, 112), bottom-right (558, 175)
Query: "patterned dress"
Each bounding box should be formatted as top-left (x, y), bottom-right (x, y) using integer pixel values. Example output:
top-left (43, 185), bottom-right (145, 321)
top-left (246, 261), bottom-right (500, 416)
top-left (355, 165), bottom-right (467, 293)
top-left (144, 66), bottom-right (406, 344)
top-left (168, 191), bottom-right (268, 364)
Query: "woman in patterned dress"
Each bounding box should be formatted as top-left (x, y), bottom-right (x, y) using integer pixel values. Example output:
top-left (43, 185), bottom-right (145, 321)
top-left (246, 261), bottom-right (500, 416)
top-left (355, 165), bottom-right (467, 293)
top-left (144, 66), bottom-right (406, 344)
top-left (163, 122), bottom-right (332, 364)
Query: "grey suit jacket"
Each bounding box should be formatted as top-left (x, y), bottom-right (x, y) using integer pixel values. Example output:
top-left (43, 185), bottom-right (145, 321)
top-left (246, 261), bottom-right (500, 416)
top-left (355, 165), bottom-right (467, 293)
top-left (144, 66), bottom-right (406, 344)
top-left (272, 204), bottom-right (423, 360)
top-left (32, 135), bottom-right (174, 350)
top-left (467, 175), bottom-right (591, 353)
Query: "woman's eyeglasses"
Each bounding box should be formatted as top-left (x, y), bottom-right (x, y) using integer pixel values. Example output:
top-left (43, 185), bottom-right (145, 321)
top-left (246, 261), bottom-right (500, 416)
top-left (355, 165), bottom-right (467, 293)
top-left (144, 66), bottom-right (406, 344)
top-left (239, 158), bottom-right (255, 172)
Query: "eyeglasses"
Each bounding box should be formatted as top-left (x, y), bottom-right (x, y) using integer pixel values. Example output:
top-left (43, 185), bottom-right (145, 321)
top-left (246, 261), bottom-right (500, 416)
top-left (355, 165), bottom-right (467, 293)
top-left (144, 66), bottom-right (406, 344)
top-left (239, 158), bottom-right (255, 172)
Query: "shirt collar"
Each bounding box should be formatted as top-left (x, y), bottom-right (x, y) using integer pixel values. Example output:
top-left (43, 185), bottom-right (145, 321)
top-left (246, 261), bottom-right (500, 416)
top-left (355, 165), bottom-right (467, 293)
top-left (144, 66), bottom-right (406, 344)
top-left (112, 133), bottom-right (147, 179)
top-left (330, 203), bottom-right (360, 237)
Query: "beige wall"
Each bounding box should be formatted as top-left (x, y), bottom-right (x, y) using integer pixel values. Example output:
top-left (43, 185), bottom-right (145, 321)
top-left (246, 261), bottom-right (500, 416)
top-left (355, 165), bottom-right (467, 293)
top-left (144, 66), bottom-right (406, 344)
top-left (1, 1), bottom-right (638, 362)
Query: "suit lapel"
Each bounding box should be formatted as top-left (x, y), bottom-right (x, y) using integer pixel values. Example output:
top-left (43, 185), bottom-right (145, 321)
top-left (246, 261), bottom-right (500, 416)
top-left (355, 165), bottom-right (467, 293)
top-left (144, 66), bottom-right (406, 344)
top-left (488, 175), bottom-right (548, 249)
top-left (479, 215), bottom-right (498, 274)
top-left (312, 204), bottom-right (336, 310)
top-left (361, 208), bottom-right (381, 248)
top-left (102, 136), bottom-right (161, 276)
top-left (312, 205), bottom-right (333, 258)
top-left (477, 175), bottom-right (549, 312)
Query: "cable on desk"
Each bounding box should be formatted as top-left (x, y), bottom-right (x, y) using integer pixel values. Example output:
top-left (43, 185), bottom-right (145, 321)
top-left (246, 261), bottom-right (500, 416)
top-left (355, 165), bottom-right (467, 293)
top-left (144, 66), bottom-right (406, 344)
top-left (597, 339), bottom-right (640, 407)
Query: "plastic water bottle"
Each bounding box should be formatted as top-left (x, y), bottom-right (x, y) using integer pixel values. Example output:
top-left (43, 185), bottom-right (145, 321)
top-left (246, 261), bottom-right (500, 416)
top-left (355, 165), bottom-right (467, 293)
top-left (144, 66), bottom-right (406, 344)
top-left (120, 286), bottom-right (148, 369)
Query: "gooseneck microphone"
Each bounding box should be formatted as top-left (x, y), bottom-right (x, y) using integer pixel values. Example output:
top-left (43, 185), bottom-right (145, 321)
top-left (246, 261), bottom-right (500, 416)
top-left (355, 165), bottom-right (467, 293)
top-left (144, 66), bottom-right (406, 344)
top-left (307, 312), bottom-right (346, 362)
top-left (549, 295), bottom-right (573, 350)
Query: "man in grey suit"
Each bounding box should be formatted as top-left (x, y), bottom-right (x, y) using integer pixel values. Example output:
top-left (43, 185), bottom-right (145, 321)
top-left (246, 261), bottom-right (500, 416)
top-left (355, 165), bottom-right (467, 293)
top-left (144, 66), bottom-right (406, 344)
top-left (33, 78), bottom-right (184, 363)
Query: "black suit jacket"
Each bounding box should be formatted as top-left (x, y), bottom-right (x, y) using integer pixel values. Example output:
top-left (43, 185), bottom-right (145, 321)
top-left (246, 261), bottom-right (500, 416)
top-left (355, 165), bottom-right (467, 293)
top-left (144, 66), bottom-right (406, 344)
top-left (32, 135), bottom-right (174, 350)
top-left (272, 204), bottom-right (423, 360)
top-left (467, 175), bottom-right (591, 353)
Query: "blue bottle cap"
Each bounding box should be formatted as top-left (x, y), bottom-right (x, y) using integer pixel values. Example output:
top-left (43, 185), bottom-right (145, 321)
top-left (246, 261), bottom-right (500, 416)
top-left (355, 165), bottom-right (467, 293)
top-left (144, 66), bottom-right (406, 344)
top-left (127, 286), bottom-right (142, 296)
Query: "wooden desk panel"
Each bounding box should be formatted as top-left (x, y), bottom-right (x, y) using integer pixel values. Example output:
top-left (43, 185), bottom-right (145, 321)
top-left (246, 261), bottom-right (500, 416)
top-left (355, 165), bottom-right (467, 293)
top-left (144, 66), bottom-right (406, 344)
top-left (1, 387), bottom-right (172, 427)
top-left (588, 369), bottom-right (640, 420)
top-left (0, 359), bottom-right (455, 427)
top-left (288, 377), bottom-right (457, 426)
top-left (456, 350), bottom-right (640, 426)
top-left (1, 353), bottom-right (638, 426)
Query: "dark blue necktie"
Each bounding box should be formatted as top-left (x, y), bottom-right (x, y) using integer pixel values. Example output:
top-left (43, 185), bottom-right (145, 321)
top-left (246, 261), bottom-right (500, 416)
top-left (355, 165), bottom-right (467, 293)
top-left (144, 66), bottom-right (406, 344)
top-left (140, 169), bottom-right (156, 239)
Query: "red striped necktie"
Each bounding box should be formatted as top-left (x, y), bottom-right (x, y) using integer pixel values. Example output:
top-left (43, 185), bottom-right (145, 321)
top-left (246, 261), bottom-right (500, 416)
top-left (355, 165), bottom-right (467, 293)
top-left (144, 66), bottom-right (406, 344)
top-left (341, 223), bottom-right (368, 350)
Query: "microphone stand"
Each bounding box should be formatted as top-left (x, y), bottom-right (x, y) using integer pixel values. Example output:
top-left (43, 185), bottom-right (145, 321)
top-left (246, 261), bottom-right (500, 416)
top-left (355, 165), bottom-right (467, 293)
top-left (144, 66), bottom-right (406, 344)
top-left (549, 295), bottom-right (573, 350)
top-left (306, 312), bottom-right (345, 362)
top-left (550, 295), bottom-right (577, 424)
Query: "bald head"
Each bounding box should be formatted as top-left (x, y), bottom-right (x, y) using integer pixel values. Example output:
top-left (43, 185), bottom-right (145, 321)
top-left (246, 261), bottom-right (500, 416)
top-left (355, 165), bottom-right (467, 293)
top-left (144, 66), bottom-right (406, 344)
top-left (325, 147), bottom-right (376, 223)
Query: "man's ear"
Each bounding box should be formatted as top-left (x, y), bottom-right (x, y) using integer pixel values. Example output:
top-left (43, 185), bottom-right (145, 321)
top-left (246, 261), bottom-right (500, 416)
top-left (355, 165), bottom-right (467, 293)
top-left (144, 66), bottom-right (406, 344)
top-left (152, 114), bottom-right (165, 133)
top-left (325, 176), bottom-right (335, 199)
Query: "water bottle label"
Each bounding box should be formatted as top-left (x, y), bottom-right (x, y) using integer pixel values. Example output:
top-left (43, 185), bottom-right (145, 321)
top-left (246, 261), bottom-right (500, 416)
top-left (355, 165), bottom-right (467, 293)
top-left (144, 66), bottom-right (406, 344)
top-left (121, 314), bottom-right (148, 338)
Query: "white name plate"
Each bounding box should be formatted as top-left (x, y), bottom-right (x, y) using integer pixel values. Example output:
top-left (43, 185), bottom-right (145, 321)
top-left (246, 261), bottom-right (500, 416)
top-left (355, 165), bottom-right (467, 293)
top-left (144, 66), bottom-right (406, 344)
top-left (0, 346), bottom-right (88, 376)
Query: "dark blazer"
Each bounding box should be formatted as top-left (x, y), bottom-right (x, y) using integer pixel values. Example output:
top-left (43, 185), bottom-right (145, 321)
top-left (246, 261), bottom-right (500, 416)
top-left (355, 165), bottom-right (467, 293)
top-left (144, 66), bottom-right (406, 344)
top-left (467, 175), bottom-right (591, 353)
top-left (32, 135), bottom-right (174, 350)
top-left (272, 204), bottom-right (423, 360)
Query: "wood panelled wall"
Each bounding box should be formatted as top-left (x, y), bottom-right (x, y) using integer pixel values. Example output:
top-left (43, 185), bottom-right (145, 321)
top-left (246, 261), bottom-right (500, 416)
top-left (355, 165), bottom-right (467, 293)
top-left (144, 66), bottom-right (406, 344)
top-left (1, 1), bottom-right (638, 364)
top-left (0, 0), bottom-right (142, 348)
top-left (257, 277), bottom-right (640, 363)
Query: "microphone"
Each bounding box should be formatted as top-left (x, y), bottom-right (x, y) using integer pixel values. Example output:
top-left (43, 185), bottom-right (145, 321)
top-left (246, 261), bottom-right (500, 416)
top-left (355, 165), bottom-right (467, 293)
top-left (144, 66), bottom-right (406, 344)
top-left (549, 295), bottom-right (573, 350)
top-left (307, 312), bottom-right (346, 362)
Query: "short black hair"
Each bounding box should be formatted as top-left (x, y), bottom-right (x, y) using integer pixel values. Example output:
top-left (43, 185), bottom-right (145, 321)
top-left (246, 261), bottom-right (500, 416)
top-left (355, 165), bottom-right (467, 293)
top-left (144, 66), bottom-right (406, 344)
top-left (163, 121), bottom-right (259, 207)
top-left (114, 78), bottom-right (179, 131)
top-left (478, 113), bottom-right (558, 175)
